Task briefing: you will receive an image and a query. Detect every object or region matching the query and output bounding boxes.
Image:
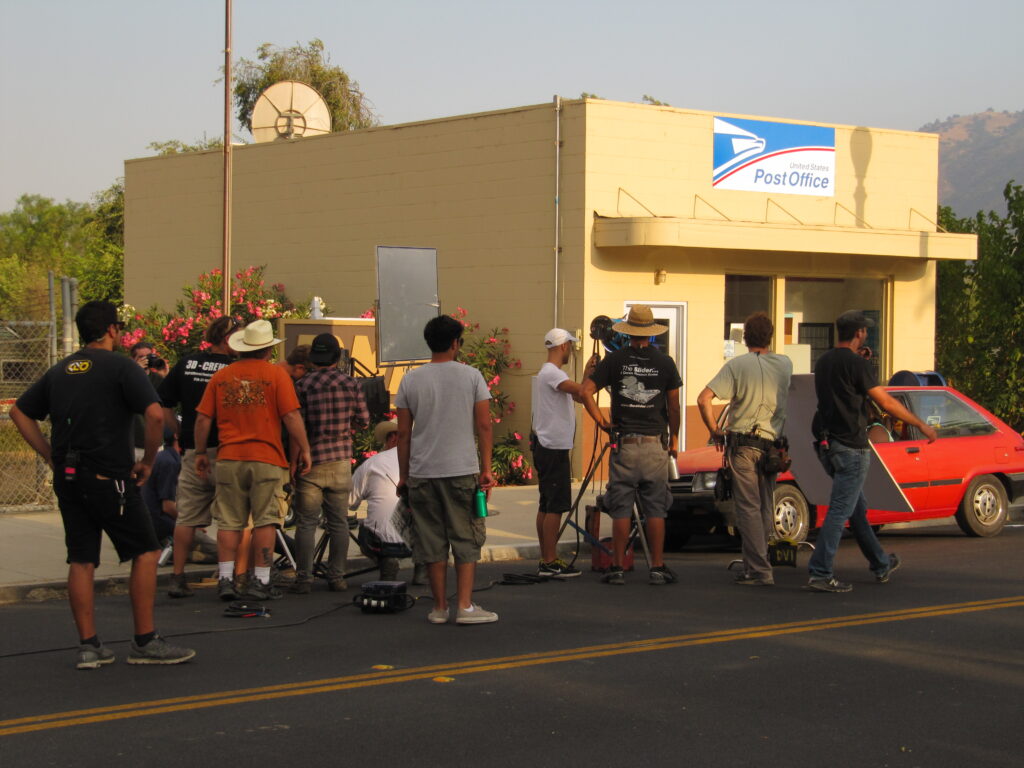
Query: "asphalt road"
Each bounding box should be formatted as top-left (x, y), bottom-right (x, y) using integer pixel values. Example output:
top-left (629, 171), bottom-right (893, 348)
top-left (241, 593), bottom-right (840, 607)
top-left (1, 522), bottom-right (1022, 767)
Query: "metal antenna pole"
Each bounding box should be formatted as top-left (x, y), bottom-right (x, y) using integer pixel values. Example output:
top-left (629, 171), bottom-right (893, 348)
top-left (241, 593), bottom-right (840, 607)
top-left (222, 0), bottom-right (233, 312)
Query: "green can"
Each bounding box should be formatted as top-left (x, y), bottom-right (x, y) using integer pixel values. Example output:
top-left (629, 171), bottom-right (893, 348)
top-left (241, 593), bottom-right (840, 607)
top-left (474, 488), bottom-right (488, 518)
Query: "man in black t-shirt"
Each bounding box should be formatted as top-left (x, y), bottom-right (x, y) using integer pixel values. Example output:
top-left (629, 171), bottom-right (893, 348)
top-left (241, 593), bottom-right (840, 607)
top-left (158, 316), bottom-right (236, 598)
top-left (807, 310), bottom-right (937, 593)
top-left (11, 301), bottom-right (195, 669)
top-left (580, 305), bottom-right (682, 586)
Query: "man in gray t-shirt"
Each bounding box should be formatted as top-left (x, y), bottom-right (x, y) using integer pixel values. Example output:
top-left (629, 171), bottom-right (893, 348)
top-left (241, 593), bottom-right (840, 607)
top-left (698, 312), bottom-right (792, 585)
top-left (396, 315), bottom-right (497, 625)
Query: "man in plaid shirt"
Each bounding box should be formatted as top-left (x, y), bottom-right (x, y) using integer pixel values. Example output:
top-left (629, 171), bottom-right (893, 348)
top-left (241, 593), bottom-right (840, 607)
top-left (290, 333), bottom-right (370, 593)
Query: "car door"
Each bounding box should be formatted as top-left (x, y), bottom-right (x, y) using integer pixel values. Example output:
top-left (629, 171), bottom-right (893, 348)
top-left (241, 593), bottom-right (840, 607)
top-left (872, 393), bottom-right (931, 515)
top-left (900, 389), bottom-right (1002, 513)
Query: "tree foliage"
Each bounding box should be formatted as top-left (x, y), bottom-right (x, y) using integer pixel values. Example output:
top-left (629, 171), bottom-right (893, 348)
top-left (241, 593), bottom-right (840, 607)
top-left (0, 184), bottom-right (125, 319)
top-left (936, 181), bottom-right (1024, 430)
top-left (147, 137), bottom-right (223, 156)
top-left (233, 39), bottom-right (378, 135)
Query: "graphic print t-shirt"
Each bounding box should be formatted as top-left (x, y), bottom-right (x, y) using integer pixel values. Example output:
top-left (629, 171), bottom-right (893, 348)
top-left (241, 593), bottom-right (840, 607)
top-left (159, 351), bottom-right (232, 449)
top-left (589, 345), bottom-right (682, 436)
top-left (196, 358), bottom-right (300, 467)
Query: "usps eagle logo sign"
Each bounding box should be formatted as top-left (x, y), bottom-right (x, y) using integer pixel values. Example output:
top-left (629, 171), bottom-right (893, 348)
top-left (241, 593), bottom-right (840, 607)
top-left (712, 117), bottom-right (835, 196)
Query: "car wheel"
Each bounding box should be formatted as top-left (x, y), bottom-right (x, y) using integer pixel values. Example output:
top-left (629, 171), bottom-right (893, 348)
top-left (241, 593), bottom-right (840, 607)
top-left (955, 474), bottom-right (1008, 537)
top-left (773, 484), bottom-right (810, 543)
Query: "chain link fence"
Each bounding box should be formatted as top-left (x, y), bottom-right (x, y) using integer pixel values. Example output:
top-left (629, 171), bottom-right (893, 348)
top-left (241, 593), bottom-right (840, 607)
top-left (1, 320), bottom-right (57, 512)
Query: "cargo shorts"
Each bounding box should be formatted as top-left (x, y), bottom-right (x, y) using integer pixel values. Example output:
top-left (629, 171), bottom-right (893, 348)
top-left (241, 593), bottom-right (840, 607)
top-left (407, 474), bottom-right (486, 564)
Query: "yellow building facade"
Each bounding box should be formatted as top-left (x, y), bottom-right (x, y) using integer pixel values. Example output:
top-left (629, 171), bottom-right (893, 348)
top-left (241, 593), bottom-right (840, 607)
top-left (124, 99), bottom-right (975, 456)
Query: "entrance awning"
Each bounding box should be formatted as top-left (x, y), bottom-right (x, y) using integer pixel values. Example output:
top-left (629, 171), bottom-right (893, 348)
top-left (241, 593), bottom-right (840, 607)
top-left (593, 216), bottom-right (977, 261)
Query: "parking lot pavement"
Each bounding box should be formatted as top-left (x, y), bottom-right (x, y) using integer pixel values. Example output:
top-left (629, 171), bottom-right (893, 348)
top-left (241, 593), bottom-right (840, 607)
top-left (1, 523), bottom-right (1022, 766)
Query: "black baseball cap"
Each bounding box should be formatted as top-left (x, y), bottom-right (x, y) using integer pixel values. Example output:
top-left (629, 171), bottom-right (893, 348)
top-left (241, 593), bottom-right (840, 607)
top-left (308, 333), bottom-right (341, 365)
top-left (836, 310), bottom-right (875, 332)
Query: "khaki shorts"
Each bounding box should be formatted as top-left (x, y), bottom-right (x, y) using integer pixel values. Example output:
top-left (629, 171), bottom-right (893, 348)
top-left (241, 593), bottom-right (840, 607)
top-left (213, 459), bottom-right (288, 531)
top-left (175, 447), bottom-right (218, 527)
top-left (408, 474), bottom-right (486, 565)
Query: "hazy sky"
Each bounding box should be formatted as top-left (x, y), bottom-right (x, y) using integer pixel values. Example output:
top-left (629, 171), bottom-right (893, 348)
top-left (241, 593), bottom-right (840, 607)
top-left (1, 0), bottom-right (1020, 211)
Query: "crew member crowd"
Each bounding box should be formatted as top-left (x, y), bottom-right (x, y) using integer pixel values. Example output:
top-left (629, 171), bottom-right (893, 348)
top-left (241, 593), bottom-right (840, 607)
top-left (11, 302), bottom-right (914, 669)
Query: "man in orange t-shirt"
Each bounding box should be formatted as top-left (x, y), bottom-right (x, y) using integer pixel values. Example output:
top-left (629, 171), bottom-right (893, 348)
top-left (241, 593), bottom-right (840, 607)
top-left (194, 320), bottom-right (312, 601)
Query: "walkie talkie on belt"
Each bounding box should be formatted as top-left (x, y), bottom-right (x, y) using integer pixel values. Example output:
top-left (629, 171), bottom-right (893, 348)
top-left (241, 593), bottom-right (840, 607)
top-left (64, 449), bottom-right (79, 483)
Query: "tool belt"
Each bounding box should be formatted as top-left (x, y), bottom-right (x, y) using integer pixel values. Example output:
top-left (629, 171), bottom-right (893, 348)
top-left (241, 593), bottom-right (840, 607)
top-left (726, 432), bottom-right (774, 451)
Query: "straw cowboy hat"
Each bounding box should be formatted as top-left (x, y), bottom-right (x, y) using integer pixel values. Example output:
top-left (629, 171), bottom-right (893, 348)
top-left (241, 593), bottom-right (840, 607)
top-left (612, 305), bottom-right (668, 337)
top-left (373, 420), bottom-right (398, 446)
top-left (228, 320), bottom-right (284, 352)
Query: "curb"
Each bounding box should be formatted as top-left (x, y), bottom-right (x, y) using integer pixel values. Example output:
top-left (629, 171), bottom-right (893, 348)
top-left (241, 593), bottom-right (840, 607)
top-left (0, 541), bottom-right (590, 606)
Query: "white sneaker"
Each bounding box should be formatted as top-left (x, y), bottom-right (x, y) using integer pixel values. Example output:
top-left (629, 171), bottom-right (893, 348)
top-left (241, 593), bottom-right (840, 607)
top-left (427, 606), bottom-right (449, 624)
top-left (455, 603), bottom-right (499, 624)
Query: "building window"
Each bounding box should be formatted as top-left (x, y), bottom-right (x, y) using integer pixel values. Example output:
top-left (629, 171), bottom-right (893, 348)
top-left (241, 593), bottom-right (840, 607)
top-left (724, 275), bottom-right (772, 342)
top-left (784, 277), bottom-right (884, 375)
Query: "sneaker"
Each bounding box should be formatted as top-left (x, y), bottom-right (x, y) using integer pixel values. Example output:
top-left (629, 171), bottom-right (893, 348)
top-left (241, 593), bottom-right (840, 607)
top-left (876, 553), bottom-right (902, 583)
top-left (734, 573), bottom-right (774, 587)
top-left (242, 580), bottom-right (284, 601)
top-left (649, 565), bottom-right (678, 585)
top-left (76, 643), bottom-right (115, 670)
top-left (455, 603), bottom-right (499, 624)
top-left (807, 576), bottom-right (853, 593)
top-left (602, 566), bottom-right (625, 585)
top-left (127, 635), bottom-right (196, 665)
top-left (167, 573), bottom-right (194, 599)
top-left (427, 606), bottom-right (449, 624)
top-left (218, 577), bottom-right (238, 602)
top-left (538, 559), bottom-right (583, 579)
top-left (289, 579), bottom-right (312, 595)
top-left (328, 578), bottom-right (348, 592)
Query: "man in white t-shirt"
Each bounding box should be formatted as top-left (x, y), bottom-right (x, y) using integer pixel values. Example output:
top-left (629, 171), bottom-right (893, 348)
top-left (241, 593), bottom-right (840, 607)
top-left (349, 420), bottom-right (412, 582)
top-left (531, 328), bottom-right (585, 578)
top-left (396, 315), bottom-right (497, 625)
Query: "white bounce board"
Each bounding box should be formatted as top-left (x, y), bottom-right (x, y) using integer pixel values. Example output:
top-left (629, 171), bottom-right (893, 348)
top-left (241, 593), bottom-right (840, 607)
top-left (786, 374), bottom-right (912, 514)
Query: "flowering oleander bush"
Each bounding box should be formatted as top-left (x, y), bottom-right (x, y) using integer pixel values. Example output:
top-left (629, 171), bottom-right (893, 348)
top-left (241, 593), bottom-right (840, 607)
top-left (117, 265), bottom-right (303, 364)
top-left (450, 307), bottom-right (531, 485)
top-left (492, 431), bottom-right (533, 484)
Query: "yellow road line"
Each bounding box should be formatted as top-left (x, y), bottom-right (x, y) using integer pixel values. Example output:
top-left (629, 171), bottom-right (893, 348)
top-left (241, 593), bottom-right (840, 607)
top-left (2, 595), bottom-right (1022, 737)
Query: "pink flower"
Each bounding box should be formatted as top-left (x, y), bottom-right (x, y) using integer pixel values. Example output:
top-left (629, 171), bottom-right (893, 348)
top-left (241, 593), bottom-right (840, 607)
top-left (493, 417), bottom-right (502, 424)
top-left (363, 451), bottom-right (377, 458)
top-left (513, 432), bottom-right (522, 440)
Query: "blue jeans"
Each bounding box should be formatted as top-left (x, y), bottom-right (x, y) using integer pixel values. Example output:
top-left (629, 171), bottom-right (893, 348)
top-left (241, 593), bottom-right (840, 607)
top-left (807, 441), bottom-right (890, 579)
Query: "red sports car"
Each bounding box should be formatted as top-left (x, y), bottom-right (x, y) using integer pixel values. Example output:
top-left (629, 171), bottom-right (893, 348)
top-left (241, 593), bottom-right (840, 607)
top-left (670, 386), bottom-right (1024, 544)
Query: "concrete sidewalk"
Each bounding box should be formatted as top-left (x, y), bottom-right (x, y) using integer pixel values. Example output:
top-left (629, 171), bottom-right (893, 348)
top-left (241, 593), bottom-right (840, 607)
top-left (0, 483), bottom-right (603, 604)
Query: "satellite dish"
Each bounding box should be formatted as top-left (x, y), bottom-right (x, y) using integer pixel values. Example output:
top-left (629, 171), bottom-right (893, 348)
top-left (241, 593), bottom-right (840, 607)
top-left (251, 80), bottom-right (332, 143)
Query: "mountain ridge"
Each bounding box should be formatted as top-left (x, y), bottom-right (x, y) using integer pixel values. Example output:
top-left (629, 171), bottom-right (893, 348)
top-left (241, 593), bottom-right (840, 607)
top-left (919, 109), bottom-right (1024, 217)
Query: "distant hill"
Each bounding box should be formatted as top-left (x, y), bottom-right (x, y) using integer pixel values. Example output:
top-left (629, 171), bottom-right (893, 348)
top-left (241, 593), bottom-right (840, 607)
top-left (919, 110), bottom-right (1024, 218)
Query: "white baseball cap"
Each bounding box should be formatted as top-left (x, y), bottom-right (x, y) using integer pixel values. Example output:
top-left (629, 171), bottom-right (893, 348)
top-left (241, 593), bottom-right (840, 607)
top-left (544, 328), bottom-right (579, 348)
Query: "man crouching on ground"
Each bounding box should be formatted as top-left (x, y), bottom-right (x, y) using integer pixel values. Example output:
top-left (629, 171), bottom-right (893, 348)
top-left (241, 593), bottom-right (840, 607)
top-left (396, 315), bottom-right (497, 625)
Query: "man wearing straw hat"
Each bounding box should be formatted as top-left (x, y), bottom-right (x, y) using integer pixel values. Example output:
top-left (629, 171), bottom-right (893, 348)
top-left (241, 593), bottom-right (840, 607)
top-left (194, 319), bottom-right (312, 601)
top-left (580, 305), bottom-right (682, 585)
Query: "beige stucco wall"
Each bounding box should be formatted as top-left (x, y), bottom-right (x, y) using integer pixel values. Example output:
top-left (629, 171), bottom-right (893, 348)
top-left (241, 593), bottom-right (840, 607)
top-left (125, 98), bottom-right (974, 459)
top-left (577, 99), bottom-right (971, 448)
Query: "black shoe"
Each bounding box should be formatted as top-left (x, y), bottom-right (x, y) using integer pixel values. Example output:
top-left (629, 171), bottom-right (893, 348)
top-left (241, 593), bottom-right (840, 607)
top-left (649, 565), bottom-right (678, 585)
top-left (242, 580), bottom-right (283, 601)
top-left (734, 573), bottom-right (774, 586)
top-left (602, 566), bottom-right (625, 585)
top-left (218, 577), bottom-right (238, 602)
top-left (807, 576), bottom-right (852, 593)
top-left (875, 553), bottom-right (901, 583)
top-left (168, 573), bottom-right (194, 598)
top-left (538, 559), bottom-right (582, 579)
